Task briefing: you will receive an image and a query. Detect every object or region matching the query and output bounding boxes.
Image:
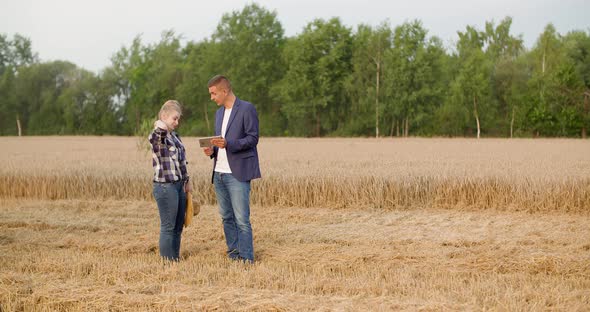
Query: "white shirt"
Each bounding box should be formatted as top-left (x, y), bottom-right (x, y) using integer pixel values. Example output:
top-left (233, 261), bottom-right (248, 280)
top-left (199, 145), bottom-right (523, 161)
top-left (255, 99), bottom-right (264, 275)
top-left (214, 107), bottom-right (232, 173)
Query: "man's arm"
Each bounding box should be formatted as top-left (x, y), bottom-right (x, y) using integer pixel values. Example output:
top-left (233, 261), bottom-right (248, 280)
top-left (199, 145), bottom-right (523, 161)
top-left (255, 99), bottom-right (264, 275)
top-left (226, 104), bottom-right (259, 153)
top-left (203, 146), bottom-right (217, 158)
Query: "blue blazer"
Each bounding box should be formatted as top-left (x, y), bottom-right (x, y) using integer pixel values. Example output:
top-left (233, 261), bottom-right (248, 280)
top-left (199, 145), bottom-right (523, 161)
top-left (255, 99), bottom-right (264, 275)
top-left (211, 98), bottom-right (261, 183)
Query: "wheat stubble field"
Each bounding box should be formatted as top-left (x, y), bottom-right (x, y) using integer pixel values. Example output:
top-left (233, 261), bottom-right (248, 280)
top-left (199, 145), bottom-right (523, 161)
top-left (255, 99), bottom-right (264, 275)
top-left (0, 137), bottom-right (589, 311)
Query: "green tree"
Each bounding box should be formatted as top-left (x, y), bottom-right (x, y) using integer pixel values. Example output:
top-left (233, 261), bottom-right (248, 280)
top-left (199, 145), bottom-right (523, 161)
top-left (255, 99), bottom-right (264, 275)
top-left (0, 33), bottom-right (37, 75)
top-left (109, 31), bottom-right (184, 135)
top-left (278, 18), bottom-right (352, 137)
top-left (57, 69), bottom-right (120, 134)
top-left (345, 22), bottom-right (392, 136)
top-left (12, 61), bottom-right (77, 134)
top-left (211, 3), bottom-right (286, 135)
top-left (494, 54), bottom-right (528, 137)
top-left (556, 30), bottom-right (590, 137)
top-left (525, 24), bottom-right (563, 136)
top-left (484, 17), bottom-right (525, 137)
top-left (383, 20), bottom-right (446, 137)
top-left (177, 40), bottom-right (221, 135)
top-left (565, 31), bottom-right (590, 138)
top-left (0, 68), bottom-right (18, 135)
top-left (450, 26), bottom-right (495, 138)
top-left (109, 36), bottom-right (149, 134)
top-left (0, 33), bottom-right (38, 135)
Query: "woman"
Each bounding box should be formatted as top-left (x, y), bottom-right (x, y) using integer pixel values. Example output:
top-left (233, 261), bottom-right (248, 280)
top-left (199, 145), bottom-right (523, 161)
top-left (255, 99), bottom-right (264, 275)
top-left (149, 100), bottom-right (192, 261)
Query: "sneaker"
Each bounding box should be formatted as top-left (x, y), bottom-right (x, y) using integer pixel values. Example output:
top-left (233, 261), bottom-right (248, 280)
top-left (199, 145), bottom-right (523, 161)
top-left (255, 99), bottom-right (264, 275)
top-left (233, 256), bottom-right (254, 264)
top-left (227, 249), bottom-right (240, 260)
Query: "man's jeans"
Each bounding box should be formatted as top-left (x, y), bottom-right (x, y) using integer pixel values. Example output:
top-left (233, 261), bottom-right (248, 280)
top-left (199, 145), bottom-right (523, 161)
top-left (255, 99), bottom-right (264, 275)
top-left (213, 172), bottom-right (254, 262)
top-left (153, 180), bottom-right (186, 261)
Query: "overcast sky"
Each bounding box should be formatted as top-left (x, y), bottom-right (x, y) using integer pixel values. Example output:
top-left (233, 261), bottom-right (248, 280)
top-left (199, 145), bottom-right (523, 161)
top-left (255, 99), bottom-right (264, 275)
top-left (1, 0), bottom-right (588, 73)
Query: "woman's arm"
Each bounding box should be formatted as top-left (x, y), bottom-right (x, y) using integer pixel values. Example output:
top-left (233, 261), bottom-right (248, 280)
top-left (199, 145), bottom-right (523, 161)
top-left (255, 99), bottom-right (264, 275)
top-left (149, 127), bottom-right (168, 155)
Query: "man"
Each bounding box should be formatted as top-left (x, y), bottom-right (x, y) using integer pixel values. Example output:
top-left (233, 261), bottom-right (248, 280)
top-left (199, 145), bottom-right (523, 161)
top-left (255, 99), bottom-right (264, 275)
top-left (203, 75), bottom-right (261, 263)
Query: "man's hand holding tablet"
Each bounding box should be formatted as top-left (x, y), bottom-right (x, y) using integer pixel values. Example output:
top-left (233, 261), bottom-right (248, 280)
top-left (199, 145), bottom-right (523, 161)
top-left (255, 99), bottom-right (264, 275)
top-left (199, 135), bottom-right (222, 148)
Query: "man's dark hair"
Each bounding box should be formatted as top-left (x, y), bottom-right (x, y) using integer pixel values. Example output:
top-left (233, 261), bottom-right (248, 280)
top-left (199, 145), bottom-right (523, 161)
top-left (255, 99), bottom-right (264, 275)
top-left (207, 75), bottom-right (232, 92)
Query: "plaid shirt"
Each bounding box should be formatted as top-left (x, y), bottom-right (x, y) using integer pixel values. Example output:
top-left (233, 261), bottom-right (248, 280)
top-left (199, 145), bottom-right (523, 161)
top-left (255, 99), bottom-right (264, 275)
top-left (149, 128), bottom-right (189, 183)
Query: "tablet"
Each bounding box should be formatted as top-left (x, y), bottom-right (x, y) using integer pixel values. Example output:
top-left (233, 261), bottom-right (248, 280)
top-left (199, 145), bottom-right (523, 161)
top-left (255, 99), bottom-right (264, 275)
top-left (198, 135), bottom-right (222, 147)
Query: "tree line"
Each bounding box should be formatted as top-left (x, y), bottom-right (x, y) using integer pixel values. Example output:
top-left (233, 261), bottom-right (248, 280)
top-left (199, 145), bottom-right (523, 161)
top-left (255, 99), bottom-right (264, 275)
top-left (1, 4), bottom-right (589, 137)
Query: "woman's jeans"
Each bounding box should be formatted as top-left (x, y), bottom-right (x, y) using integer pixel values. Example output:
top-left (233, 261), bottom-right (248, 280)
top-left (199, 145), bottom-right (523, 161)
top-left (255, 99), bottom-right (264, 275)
top-left (153, 180), bottom-right (186, 261)
top-left (213, 172), bottom-right (254, 262)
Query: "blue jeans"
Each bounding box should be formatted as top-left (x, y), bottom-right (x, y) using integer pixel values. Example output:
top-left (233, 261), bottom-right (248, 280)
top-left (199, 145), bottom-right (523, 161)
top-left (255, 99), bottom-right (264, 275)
top-left (153, 180), bottom-right (186, 261)
top-left (213, 172), bottom-right (254, 262)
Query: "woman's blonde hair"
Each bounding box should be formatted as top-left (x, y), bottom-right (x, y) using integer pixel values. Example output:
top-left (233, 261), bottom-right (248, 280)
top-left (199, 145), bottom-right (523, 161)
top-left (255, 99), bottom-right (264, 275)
top-left (158, 100), bottom-right (182, 120)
